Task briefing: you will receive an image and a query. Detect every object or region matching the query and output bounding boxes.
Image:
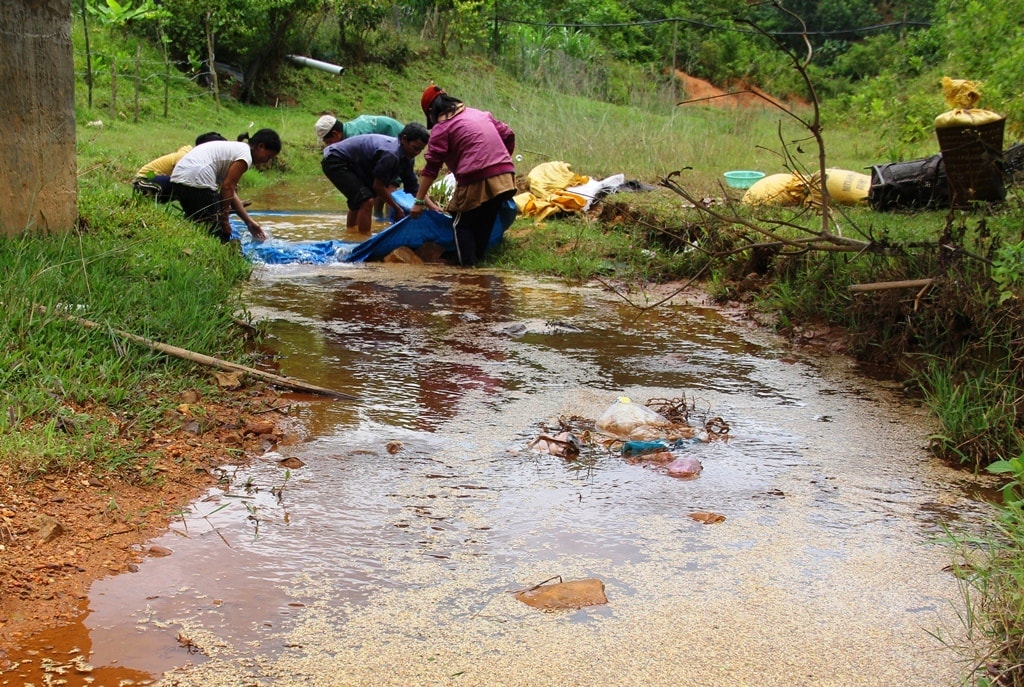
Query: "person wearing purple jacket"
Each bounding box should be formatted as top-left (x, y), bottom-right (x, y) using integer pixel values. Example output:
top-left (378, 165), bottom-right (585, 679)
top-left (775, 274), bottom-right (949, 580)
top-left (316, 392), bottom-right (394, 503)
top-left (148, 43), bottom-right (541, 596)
top-left (410, 85), bottom-right (517, 266)
top-left (321, 123), bottom-right (438, 234)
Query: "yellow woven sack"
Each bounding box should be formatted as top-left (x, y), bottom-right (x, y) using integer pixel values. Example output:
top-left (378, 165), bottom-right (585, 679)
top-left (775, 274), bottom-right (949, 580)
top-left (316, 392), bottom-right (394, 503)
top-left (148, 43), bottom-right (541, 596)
top-left (934, 76), bottom-right (1004, 128)
top-left (741, 173), bottom-right (807, 206)
top-left (805, 169), bottom-right (871, 207)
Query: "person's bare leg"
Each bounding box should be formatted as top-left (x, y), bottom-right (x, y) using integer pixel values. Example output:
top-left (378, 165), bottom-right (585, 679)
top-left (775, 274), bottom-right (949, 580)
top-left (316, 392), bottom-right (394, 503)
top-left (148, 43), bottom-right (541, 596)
top-left (374, 184), bottom-right (399, 220)
top-left (356, 198), bottom-right (375, 233)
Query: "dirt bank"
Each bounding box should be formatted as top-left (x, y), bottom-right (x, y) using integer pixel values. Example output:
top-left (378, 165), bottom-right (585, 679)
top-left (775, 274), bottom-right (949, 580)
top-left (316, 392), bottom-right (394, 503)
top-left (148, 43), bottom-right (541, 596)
top-left (0, 385), bottom-right (297, 664)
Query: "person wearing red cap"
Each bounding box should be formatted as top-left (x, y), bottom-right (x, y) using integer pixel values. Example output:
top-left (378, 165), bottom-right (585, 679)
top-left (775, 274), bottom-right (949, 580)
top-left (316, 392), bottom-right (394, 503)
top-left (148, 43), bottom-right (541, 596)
top-left (409, 85), bottom-right (516, 266)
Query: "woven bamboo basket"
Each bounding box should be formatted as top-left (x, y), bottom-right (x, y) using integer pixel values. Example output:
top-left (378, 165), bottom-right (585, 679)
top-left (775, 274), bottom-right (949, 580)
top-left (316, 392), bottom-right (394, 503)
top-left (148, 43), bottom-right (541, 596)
top-left (935, 118), bottom-right (1006, 208)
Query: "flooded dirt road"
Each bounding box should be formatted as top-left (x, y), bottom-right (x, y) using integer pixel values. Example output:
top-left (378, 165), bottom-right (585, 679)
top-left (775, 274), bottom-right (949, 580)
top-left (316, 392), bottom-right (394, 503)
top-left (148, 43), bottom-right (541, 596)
top-left (2, 210), bottom-right (994, 686)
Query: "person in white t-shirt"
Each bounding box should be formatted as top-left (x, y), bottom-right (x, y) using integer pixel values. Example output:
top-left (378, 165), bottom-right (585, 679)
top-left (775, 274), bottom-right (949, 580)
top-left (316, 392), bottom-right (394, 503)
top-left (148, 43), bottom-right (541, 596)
top-left (170, 128), bottom-right (281, 243)
top-left (132, 131), bottom-right (226, 203)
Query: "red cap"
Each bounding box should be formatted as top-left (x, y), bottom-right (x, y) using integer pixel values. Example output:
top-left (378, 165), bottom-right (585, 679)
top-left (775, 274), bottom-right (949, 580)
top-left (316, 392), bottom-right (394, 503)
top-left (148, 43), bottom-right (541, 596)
top-left (421, 85), bottom-right (445, 116)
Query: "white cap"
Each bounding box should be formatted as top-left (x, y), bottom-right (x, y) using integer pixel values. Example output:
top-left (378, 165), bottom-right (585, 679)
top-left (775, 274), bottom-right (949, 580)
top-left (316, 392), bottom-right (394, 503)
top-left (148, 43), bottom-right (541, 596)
top-left (314, 115), bottom-right (338, 145)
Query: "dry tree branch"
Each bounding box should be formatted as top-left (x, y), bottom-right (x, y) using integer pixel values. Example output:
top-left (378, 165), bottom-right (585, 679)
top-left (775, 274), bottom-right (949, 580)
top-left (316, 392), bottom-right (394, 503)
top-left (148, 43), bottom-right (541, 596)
top-left (593, 261), bottom-right (712, 312)
top-left (742, 1), bottom-right (830, 229)
top-left (660, 171), bottom-right (870, 254)
top-left (660, 3), bottom-right (889, 265)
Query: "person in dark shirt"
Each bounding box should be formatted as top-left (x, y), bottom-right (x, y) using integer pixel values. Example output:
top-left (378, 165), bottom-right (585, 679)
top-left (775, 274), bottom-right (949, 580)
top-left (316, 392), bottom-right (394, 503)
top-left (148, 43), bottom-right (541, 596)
top-left (321, 122), bottom-right (439, 234)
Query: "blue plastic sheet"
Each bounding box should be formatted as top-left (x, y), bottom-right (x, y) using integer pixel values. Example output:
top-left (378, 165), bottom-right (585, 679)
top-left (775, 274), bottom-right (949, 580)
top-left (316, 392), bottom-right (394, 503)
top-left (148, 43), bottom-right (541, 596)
top-left (344, 196), bottom-right (518, 264)
top-left (228, 190), bottom-right (517, 265)
top-left (244, 238), bottom-right (353, 264)
top-left (227, 213), bottom-right (356, 265)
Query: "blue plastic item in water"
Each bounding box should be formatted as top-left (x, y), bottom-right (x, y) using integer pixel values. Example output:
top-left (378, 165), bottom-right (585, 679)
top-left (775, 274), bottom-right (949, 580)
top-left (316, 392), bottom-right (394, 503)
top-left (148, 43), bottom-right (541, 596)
top-left (620, 437), bottom-right (702, 456)
top-left (620, 440), bottom-right (672, 457)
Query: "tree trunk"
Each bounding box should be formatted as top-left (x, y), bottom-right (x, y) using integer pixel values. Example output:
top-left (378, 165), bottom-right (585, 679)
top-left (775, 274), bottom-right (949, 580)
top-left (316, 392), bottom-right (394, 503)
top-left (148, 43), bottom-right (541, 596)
top-left (0, 0), bottom-right (78, 235)
top-left (240, 6), bottom-right (299, 103)
top-left (205, 10), bottom-right (219, 106)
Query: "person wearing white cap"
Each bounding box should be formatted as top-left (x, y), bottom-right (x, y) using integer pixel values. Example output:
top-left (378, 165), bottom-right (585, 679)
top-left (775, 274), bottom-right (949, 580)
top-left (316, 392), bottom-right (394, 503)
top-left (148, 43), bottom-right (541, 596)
top-left (316, 114), bottom-right (408, 219)
top-left (314, 114), bottom-right (404, 148)
top-left (321, 122), bottom-right (440, 234)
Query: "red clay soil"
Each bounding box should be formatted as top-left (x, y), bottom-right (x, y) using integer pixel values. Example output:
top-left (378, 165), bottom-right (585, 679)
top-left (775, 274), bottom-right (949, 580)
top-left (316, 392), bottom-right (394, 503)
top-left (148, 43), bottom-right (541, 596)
top-left (675, 70), bottom-right (799, 110)
top-left (0, 384), bottom-right (300, 666)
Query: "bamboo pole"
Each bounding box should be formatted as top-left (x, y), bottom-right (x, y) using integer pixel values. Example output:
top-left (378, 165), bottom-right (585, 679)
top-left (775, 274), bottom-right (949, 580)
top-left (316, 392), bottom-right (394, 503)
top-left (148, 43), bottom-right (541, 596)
top-left (41, 306), bottom-right (358, 401)
top-left (848, 278), bottom-right (935, 293)
top-left (133, 44), bottom-right (141, 123)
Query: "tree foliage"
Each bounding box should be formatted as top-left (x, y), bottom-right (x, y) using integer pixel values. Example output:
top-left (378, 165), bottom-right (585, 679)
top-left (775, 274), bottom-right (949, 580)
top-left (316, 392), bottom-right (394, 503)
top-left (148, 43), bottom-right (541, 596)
top-left (103, 0), bottom-right (1022, 131)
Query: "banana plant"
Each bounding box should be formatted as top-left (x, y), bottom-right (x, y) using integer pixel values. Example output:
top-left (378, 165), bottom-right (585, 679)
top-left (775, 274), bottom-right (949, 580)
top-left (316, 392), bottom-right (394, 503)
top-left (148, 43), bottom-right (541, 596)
top-left (86, 0), bottom-right (163, 29)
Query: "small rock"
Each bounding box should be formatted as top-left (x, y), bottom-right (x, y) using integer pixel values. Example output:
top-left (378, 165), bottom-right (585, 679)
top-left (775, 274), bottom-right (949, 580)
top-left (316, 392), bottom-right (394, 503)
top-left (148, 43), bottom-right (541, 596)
top-left (515, 578), bottom-right (608, 610)
top-left (33, 514), bottom-right (65, 543)
top-left (690, 511), bottom-right (726, 524)
top-left (415, 242), bottom-right (446, 263)
top-left (245, 420), bottom-right (277, 436)
top-left (214, 370), bottom-right (244, 390)
top-left (383, 246), bottom-right (423, 264)
top-left (181, 389), bottom-right (202, 404)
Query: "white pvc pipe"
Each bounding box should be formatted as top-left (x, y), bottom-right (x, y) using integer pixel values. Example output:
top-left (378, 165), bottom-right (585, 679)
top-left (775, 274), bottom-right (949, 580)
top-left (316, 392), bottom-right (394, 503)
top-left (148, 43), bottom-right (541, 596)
top-left (286, 55), bottom-right (344, 76)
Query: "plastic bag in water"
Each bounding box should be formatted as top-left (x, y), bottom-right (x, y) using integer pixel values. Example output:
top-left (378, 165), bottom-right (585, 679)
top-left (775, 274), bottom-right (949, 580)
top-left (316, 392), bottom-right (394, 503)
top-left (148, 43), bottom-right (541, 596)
top-left (596, 397), bottom-right (673, 441)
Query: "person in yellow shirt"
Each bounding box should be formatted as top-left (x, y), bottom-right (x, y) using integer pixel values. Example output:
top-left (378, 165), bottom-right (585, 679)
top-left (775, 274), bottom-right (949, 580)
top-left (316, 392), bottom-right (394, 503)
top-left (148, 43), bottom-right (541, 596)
top-left (132, 132), bottom-right (226, 203)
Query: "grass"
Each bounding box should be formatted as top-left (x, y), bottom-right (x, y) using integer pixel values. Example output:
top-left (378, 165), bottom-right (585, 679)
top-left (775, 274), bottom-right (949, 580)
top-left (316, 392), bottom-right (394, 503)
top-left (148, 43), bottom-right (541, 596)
top-left (0, 176), bottom-right (257, 479)
top-left (941, 495), bottom-right (1024, 687)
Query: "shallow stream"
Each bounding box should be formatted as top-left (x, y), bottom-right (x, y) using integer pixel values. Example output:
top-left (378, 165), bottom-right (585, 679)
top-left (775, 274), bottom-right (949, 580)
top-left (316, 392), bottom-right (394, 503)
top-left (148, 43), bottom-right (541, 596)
top-left (1, 207), bottom-right (996, 686)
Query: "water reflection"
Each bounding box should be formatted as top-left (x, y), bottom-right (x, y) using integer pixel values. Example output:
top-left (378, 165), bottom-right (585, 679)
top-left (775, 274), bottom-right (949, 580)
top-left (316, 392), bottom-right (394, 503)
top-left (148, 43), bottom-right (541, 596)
top-left (1, 207), bottom-right (999, 687)
top-left (245, 258), bottom-right (792, 437)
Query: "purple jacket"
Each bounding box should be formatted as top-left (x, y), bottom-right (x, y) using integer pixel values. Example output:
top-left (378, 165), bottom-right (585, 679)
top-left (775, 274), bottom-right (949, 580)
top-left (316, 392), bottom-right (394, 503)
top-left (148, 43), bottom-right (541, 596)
top-left (421, 107), bottom-right (515, 185)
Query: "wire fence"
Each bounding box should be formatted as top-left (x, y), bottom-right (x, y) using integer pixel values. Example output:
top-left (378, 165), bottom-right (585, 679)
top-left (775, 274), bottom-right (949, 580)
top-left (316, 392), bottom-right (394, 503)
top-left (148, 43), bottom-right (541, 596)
top-left (75, 47), bottom-right (228, 121)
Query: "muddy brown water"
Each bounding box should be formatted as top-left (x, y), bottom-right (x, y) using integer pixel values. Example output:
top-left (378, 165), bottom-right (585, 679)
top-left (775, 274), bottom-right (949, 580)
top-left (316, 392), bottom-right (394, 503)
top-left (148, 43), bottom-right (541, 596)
top-left (1, 209), bottom-right (998, 686)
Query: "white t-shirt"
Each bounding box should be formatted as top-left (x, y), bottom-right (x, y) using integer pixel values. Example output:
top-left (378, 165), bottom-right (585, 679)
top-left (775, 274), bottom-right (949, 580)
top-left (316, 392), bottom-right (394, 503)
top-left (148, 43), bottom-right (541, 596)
top-left (170, 141), bottom-right (252, 190)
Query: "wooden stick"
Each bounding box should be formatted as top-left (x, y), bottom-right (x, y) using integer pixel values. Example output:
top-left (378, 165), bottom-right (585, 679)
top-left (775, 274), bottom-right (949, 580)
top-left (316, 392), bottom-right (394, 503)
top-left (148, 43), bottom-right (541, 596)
top-left (40, 306), bottom-right (358, 401)
top-left (848, 278), bottom-right (935, 293)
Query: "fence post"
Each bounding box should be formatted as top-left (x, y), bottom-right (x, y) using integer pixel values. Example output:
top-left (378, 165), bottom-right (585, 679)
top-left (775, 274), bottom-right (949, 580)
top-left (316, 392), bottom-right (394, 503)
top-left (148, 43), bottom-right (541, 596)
top-left (109, 59), bottom-right (116, 119)
top-left (159, 25), bottom-right (169, 117)
top-left (205, 10), bottom-right (219, 107)
top-left (133, 44), bottom-right (140, 123)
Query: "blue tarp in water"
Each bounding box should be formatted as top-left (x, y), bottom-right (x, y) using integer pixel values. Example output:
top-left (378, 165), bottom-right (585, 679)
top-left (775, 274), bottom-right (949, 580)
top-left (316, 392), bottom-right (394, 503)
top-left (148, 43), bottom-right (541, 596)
top-left (243, 238), bottom-right (353, 264)
top-left (230, 213), bottom-right (356, 264)
top-left (230, 190), bottom-right (517, 265)
top-left (343, 196), bottom-right (518, 263)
